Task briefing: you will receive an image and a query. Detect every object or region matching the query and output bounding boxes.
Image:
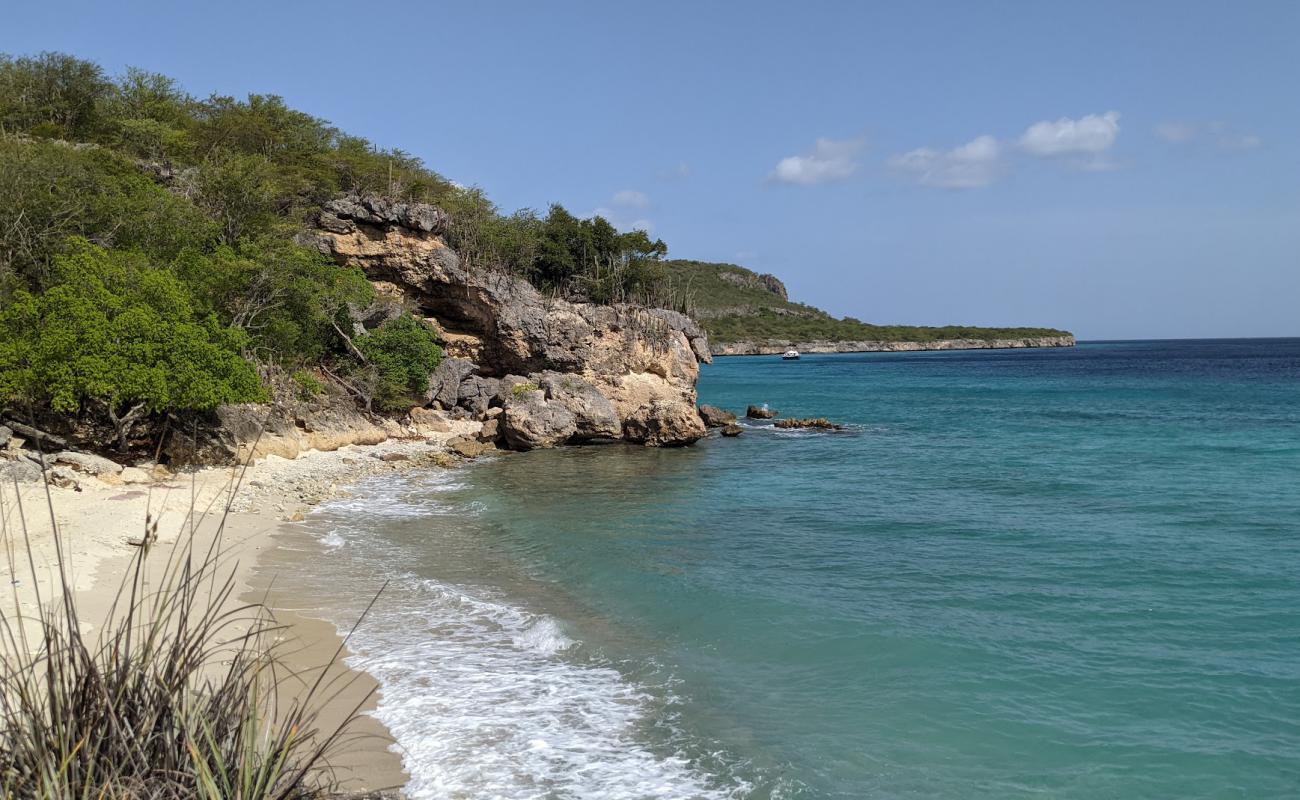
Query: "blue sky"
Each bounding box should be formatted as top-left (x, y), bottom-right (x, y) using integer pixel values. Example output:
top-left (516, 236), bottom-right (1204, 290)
top-left (5, 0), bottom-right (1297, 339)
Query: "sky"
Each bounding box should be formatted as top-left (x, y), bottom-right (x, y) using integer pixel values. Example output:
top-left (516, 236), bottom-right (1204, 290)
top-left (4, 0), bottom-right (1297, 339)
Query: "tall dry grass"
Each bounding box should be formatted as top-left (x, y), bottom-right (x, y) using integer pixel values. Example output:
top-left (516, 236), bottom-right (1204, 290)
top-left (0, 444), bottom-right (381, 799)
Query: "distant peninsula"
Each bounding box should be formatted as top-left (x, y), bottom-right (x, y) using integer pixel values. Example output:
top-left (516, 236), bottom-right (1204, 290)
top-left (661, 260), bottom-right (1074, 355)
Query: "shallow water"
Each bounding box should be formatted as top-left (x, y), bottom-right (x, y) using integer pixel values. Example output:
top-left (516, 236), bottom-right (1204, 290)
top-left (272, 339), bottom-right (1300, 798)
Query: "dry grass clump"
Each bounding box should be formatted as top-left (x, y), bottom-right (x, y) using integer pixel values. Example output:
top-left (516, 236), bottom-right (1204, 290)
top-left (0, 459), bottom-right (378, 799)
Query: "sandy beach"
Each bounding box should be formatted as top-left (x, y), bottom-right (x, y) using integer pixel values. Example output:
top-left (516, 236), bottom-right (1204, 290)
top-left (0, 424), bottom-right (479, 796)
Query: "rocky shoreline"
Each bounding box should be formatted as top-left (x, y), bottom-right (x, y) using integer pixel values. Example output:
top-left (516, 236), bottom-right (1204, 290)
top-left (711, 335), bottom-right (1076, 356)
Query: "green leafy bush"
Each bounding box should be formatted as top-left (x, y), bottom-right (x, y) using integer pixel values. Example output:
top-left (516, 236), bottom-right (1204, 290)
top-left (353, 315), bottom-right (442, 411)
top-left (291, 369), bottom-right (325, 401)
top-left (0, 241), bottom-right (264, 449)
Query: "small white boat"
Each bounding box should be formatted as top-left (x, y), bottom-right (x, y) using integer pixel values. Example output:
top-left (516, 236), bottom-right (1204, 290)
top-left (782, 349), bottom-right (800, 360)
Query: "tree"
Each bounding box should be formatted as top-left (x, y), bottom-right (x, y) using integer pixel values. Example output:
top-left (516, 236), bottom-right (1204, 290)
top-left (0, 52), bottom-right (113, 140)
top-left (351, 315), bottom-right (442, 411)
top-left (0, 241), bottom-right (264, 450)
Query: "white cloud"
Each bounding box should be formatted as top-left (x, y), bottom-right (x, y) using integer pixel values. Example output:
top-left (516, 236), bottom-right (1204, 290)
top-left (589, 206), bottom-right (654, 234)
top-left (1155, 121), bottom-right (1197, 143)
top-left (769, 136), bottom-right (867, 185)
top-left (887, 134), bottom-right (1002, 189)
top-left (656, 161), bottom-right (692, 181)
top-left (1019, 111), bottom-right (1121, 156)
top-left (611, 189), bottom-right (650, 209)
top-left (1155, 120), bottom-right (1262, 151)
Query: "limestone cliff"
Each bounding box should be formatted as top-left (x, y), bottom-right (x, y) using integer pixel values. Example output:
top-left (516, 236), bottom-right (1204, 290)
top-left (300, 195), bottom-right (710, 448)
top-left (712, 336), bottom-right (1076, 356)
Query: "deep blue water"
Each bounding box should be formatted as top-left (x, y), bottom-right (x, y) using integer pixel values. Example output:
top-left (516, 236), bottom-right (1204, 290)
top-left (279, 339), bottom-right (1300, 798)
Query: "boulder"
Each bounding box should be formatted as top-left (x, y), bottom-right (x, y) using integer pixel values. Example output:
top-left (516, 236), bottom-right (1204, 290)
top-left (773, 418), bottom-right (843, 430)
top-left (0, 459), bottom-right (42, 483)
top-left (348, 295), bottom-right (405, 335)
top-left (54, 450), bottom-right (124, 475)
top-left (448, 435), bottom-right (495, 458)
top-left (120, 466), bottom-right (151, 485)
top-left (721, 424), bottom-right (744, 437)
top-left (1, 419), bottom-right (66, 449)
top-left (501, 390), bottom-right (577, 450)
top-left (536, 371), bottom-right (621, 440)
top-left (48, 465), bottom-right (81, 490)
top-left (698, 405), bottom-right (737, 427)
top-left (409, 407), bottom-right (451, 435)
top-left (457, 375), bottom-right (501, 416)
top-left (477, 417), bottom-right (501, 443)
top-left (0, 425), bottom-right (10, 448)
top-left (622, 401), bottom-right (706, 447)
top-left (746, 405), bottom-right (777, 419)
top-left (426, 358), bottom-right (477, 408)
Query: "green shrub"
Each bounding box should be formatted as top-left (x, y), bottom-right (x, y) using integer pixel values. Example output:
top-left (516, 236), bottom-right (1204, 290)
top-left (353, 315), bottom-right (442, 411)
top-left (0, 241), bottom-right (264, 449)
top-left (291, 369), bottom-right (325, 401)
top-left (512, 381), bottom-right (540, 398)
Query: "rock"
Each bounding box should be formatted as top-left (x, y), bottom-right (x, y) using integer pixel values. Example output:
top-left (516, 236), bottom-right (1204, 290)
top-left (427, 358), bottom-right (477, 408)
top-left (379, 452), bottom-right (410, 462)
top-left (477, 417), bottom-right (501, 443)
top-left (484, 406), bottom-right (503, 419)
top-left (410, 406), bottom-right (451, 434)
top-left (721, 424), bottom-right (744, 437)
top-left (448, 435), bottom-right (495, 458)
top-left (1, 419), bottom-right (66, 449)
top-left (0, 459), bottom-right (42, 483)
top-left (48, 465), bottom-right (81, 490)
top-left (773, 417), bottom-right (843, 430)
top-left (348, 295), bottom-right (405, 335)
top-left (306, 199), bottom-right (712, 449)
top-left (535, 371), bottom-right (621, 440)
top-left (501, 390), bottom-right (577, 450)
top-left (19, 451), bottom-right (57, 468)
top-left (53, 450), bottom-right (123, 475)
top-left (119, 466), bottom-right (151, 484)
top-left (746, 405), bottom-right (777, 419)
top-left (457, 375), bottom-right (501, 416)
top-left (622, 401), bottom-right (706, 447)
top-left (698, 405), bottom-right (737, 427)
top-left (0, 425), bottom-right (10, 448)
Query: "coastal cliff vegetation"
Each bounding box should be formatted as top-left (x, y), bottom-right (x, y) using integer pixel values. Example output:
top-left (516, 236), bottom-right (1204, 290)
top-left (660, 259), bottom-right (1071, 345)
top-left (0, 52), bottom-right (678, 443)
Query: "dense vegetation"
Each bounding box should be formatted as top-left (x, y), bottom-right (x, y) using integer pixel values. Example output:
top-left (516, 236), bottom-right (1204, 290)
top-left (660, 260), bottom-right (1071, 344)
top-left (0, 52), bottom-right (678, 444)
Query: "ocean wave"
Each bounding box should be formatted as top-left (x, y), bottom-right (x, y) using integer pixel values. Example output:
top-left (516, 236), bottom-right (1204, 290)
top-left (344, 574), bottom-right (744, 800)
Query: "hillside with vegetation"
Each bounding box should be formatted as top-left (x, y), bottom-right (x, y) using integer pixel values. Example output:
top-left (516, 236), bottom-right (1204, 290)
top-left (0, 52), bottom-right (687, 449)
top-left (663, 259), bottom-right (1071, 346)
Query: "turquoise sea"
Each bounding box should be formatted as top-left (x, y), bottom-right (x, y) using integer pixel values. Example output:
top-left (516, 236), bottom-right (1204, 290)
top-left (272, 339), bottom-right (1300, 798)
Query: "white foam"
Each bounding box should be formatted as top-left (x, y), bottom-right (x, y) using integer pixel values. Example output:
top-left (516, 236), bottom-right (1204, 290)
top-left (295, 471), bottom-right (747, 799)
top-left (346, 575), bottom-right (744, 799)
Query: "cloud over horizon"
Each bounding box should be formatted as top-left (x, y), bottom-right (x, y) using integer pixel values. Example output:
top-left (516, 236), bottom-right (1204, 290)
top-left (1019, 111), bottom-right (1121, 157)
top-left (611, 189), bottom-right (651, 208)
top-left (887, 134), bottom-right (1002, 189)
top-left (887, 111), bottom-right (1124, 188)
top-left (1156, 120), bottom-right (1261, 151)
top-left (769, 136), bottom-right (867, 185)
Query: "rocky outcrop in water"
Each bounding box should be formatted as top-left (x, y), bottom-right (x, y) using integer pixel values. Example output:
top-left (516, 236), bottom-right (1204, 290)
top-left (300, 194), bottom-right (710, 450)
top-left (713, 336), bottom-right (1076, 356)
top-left (698, 405), bottom-right (737, 427)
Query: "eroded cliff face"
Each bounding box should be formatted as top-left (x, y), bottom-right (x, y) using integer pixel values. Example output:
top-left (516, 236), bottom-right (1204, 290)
top-left (300, 195), bottom-right (710, 449)
top-left (712, 336), bottom-right (1077, 356)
